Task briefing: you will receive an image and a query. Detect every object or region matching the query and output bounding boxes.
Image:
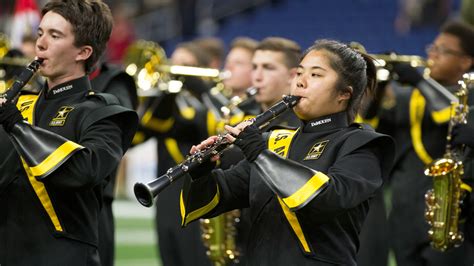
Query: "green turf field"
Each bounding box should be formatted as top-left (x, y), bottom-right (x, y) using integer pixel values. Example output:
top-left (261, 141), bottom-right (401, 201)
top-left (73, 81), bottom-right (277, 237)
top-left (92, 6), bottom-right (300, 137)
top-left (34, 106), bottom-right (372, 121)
top-left (114, 200), bottom-right (161, 266)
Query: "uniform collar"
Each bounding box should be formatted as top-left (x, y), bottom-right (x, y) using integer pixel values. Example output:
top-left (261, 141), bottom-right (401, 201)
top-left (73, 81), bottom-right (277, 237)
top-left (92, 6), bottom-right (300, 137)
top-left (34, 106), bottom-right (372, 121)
top-left (302, 111), bottom-right (348, 133)
top-left (44, 76), bottom-right (91, 99)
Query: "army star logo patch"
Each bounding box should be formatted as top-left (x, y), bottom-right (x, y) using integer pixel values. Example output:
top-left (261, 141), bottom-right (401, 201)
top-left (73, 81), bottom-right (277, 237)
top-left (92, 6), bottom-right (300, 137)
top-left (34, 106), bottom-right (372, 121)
top-left (49, 106), bottom-right (74, 127)
top-left (304, 140), bottom-right (329, 160)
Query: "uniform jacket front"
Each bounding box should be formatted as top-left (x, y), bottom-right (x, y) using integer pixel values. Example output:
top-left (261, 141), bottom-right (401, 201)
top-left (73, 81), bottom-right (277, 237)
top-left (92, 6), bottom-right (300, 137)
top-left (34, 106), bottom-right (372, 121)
top-left (0, 76), bottom-right (137, 266)
top-left (181, 111), bottom-right (395, 265)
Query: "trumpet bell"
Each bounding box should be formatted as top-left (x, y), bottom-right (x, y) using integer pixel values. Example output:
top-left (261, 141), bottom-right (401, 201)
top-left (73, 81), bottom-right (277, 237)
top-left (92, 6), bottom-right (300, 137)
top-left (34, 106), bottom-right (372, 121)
top-left (349, 41), bottom-right (427, 81)
top-left (372, 53), bottom-right (427, 68)
top-left (123, 40), bottom-right (169, 95)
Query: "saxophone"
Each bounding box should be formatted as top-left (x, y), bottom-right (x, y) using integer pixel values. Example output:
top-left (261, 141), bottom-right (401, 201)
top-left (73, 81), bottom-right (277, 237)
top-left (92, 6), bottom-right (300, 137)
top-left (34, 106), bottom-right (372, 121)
top-left (200, 87), bottom-right (258, 265)
top-left (424, 74), bottom-right (473, 251)
top-left (200, 210), bottom-right (241, 265)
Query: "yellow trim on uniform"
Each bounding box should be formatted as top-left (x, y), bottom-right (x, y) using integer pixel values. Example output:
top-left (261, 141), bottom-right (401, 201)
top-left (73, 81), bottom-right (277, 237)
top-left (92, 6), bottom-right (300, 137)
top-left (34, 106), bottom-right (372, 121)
top-left (242, 115), bottom-right (256, 122)
top-left (132, 131), bottom-right (145, 145)
top-left (180, 191), bottom-right (185, 224)
top-left (180, 107), bottom-right (195, 120)
top-left (207, 111), bottom-right (218, 136)
top-left (212, 113), bottom-right (256, 136)
top-left (228, 113), bottom-right (246, 125)
top-left (410, 89), bottom-right (433, 164)
top-left (141, 110), bottom-right (175, 133)
top-left (268, 129), bottom-right (298, 158)
top-left (277, 198), bottom-right (311, 253)
top-left (165, 138), bottom-right (185, 163)
top-left (17, 95), bottom-right (63, 232)
top-left (29, 141), bottom-right (84, 177)
top-left (269, 128), bottom-right (312, 253)
top-left (430, 106), bottom-right (452, 124)
top-left (22, 158), bottom-right (64, 232)
top-left (461, 182), bottom-right (472, 193)
top-left (282, 172), bottom-right (329, 209)
top-left (354, 114), bottom-right (379, 129)
top-left (141, 110), bottom-right (154, 124)
top-left (17, 94), bottom-right (40, 123)
top-left (180, 185), bottom-right (220, 226)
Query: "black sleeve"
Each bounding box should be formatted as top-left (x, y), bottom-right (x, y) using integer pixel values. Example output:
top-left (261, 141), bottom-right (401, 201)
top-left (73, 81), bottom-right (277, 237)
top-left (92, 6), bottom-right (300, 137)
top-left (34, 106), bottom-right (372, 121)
top-left (45, 116), bottom-right (123, 189)
top-left (299, 144), bottom-right (383, 220)
top-left (180, 160), bottom-right (251, 226)
top-left (105, 78), bottom-right (136, 110)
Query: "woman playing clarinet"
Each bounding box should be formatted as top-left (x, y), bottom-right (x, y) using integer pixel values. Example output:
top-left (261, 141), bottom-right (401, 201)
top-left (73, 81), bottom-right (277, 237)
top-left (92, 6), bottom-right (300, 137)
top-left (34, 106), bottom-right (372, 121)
top-left (180, 39), bottom-right (395, 265)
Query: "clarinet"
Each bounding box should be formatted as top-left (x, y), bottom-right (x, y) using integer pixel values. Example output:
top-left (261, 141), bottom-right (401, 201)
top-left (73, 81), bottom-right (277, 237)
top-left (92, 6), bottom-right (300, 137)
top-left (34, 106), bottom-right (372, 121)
top-left (134, 94), bottom-right (301, 207)
top-left (1, 58), bottom-right (43, 103)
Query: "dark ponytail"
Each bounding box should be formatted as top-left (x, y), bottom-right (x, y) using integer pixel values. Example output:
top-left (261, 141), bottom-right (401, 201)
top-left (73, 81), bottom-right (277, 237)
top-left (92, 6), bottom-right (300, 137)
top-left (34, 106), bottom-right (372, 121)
top-left (359, 52), bottom-right (378, 106)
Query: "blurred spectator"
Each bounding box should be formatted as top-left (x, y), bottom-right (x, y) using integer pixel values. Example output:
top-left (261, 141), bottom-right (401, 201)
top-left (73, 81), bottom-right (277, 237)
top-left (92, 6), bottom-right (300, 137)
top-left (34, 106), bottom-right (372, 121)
top-left (194, 36), bottom-right (225, 69)
top-left (106, 3), bottom-right (136, 65)
top-left (223, 37), bottom-right (258, 98)
top-left (20, 34), bottom-right (36, 59)
top-left (395, 0), bottom-right (452, 34)
top-left (171, 41), bottom-right (211, 66)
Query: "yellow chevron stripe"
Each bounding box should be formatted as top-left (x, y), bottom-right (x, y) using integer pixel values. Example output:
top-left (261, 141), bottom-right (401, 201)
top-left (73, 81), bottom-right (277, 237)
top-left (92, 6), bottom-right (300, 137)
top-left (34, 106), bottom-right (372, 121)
top-left (29, 141), bottom-right (84, 177)
top-left (277, 198), bottom-right (311, 253)
top-left (17, 94), bottom-right (63, 232)
top-left (21, 158), bottom-right (64, 231)
top-left (180, 185), bottom-right (220, 226)
top-left (269, 128), bottom-right (311, 253)
top-left (282, 172), bottom-right (329, 209)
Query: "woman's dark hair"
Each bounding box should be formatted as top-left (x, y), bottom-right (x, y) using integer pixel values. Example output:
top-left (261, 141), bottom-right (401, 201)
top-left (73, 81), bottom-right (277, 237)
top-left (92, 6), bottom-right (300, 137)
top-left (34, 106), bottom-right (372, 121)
top-left (302, 39), bottom-right (377, 123)
top-left (42, 0), bottom-right (113, 73)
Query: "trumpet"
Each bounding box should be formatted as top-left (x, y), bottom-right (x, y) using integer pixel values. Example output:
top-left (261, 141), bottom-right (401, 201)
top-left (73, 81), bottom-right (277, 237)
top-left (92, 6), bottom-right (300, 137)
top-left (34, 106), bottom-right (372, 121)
top-left (123, 40), bottom-right (230, 96)
top-left (370, 53), bottom-right (427, 68)
top-left (134, 94), bottom-right (301, 207)
top-left (372, 53), bottom-right (427, 82)
top-left (0, 57), bottom-right (31, 67)
top-left (349, 41), bottom-right (427, 81)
